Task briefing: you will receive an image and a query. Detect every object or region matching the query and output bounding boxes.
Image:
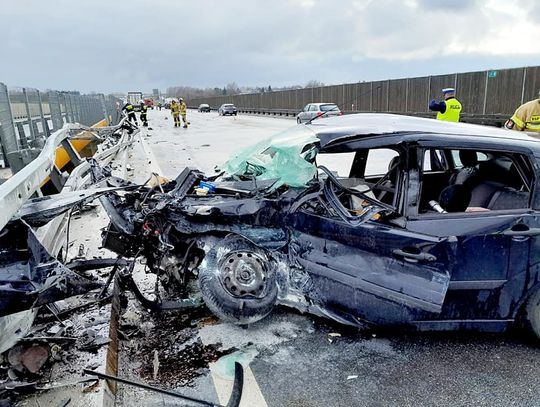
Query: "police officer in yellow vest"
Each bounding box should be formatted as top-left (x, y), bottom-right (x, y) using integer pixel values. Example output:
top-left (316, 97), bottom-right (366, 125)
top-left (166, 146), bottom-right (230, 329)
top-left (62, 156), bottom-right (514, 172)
top-left (505, 90), bottom-right (540, 132)
top-left (429, 88), bottom-right (462, 122)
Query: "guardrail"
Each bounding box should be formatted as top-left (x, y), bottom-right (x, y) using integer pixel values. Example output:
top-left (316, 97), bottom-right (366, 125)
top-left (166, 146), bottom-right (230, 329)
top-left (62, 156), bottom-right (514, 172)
top-left (191, 105), bottom-right (508, 127)
top-left (0, 116), bottom-right (136, 230)
top-left (0, 82), bottom-right (121, 172)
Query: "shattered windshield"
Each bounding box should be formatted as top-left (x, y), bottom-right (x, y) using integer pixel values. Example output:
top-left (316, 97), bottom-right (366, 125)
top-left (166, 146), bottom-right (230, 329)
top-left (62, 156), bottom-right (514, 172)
top-left (221, 125), bottom-right (319, 190)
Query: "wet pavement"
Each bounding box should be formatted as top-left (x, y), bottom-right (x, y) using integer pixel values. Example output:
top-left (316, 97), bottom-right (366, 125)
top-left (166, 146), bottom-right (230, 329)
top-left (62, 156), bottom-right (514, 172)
top-left (108, 108), bottom-right (540, 407)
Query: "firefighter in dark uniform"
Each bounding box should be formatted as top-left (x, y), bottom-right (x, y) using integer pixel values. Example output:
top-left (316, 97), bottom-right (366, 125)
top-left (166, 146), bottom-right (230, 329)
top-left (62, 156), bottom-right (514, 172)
top-left (139, 102), bottom-right (148, 127)
top-left (123, 102), bottom-right (138, 125)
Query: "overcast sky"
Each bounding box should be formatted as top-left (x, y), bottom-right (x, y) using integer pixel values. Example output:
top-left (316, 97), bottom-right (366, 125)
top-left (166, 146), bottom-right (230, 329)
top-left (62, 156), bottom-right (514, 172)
top-left (1, 0), bottom-right (539, 94)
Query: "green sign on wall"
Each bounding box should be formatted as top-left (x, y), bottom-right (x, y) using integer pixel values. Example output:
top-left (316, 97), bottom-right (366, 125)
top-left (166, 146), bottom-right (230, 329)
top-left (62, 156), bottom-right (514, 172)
top-left (488, 70), bottom-right (498, 78)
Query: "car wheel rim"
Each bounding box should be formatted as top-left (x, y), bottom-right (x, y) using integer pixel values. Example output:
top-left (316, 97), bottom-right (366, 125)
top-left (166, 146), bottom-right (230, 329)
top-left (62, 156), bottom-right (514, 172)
top-left (219, 251), bottom-right (268, 298)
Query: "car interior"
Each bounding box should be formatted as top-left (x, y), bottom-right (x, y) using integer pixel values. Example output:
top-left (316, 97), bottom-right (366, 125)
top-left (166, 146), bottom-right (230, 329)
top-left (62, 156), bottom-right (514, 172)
top-left (419, 148), bottom-right (533, 214)
top-left (315, 145), bottom-right (534, 220)
top-left (316, 148), bottom-right (402, 217)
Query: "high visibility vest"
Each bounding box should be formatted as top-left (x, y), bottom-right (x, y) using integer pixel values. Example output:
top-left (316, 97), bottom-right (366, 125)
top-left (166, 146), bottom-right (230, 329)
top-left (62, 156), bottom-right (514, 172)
top-left (125, 104), bottom-right (134, 112)
top-left (140, 105), bottom-right (148, 113)
top-left (437, 97), bottom-right (462, 122)
top-left (178, 102), bottom-right (187, 114)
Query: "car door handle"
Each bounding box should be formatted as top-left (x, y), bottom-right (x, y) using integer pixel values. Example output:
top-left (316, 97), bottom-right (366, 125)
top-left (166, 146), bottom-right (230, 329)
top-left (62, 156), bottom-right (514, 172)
top-left (502, 226), bottom-right (540, 237)
top-left (392, 249), bottom-right (437, 263)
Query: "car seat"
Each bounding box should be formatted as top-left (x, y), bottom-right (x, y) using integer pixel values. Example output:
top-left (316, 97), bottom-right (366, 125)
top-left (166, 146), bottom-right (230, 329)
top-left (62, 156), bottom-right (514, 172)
top-left (450, 150), bottom-right (479, 187)
top-left (439, 184), bottom-right (472, 212)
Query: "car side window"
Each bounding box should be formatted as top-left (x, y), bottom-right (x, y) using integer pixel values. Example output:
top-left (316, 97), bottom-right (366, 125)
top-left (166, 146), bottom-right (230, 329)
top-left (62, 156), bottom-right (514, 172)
top-left (309, 105), bottom-right (317, 112)
top-left (365, 149), bottom-right (399, 177)
top-left (303, 104), bottom-right (310, 112)
top-left (311, 148), bottom-right (402, 220)
top-left (317, 152), bottom-right (356, 177)
top-left (451, 150), bottom-right (488, 169)
top-left (419, 148), bottom-right (532, 215)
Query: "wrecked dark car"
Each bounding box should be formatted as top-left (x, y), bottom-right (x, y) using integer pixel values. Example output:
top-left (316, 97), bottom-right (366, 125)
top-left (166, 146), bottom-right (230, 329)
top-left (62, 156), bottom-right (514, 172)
top-left (96, 113), bottom-right (540, 339)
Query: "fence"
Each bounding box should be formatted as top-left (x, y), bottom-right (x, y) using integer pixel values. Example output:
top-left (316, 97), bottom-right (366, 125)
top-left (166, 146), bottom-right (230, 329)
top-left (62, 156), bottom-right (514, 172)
top-left (187, 66), bottom-right (540, 120)
top-left (0, 82), bottom-right (121, 173)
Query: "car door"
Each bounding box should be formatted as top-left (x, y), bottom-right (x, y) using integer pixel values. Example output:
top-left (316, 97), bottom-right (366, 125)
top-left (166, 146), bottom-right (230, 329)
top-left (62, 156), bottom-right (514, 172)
top-left (308, 104), bottom-right (318, 120)
top-left (406, 145), bottom-right (538, 323)
top-left (297, 104), bottom-right (307, 122)
top-left (287, 147), bottom-right (454, 325)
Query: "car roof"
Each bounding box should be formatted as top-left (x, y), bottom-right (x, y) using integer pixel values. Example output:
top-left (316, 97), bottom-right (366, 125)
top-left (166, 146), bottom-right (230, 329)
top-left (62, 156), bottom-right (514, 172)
top-left (307, 113), bottom-right (540, 151)
top-left (310, 102), bottom-right (338, 106)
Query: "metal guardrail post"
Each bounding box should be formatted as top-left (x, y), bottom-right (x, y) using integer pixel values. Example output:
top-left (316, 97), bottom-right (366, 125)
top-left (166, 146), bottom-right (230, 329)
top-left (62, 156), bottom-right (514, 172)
top-left (520, 69), bottom-right (527, 105)
top-left (15, 122), bottom-right (28, 149)
top-left (65, 92), bottom-right (74, 123)
top-left (22, 87), bottom-right (37, 141)
top-left (482, 70), bottom-right (489, 115)
top-left (48, 91), bottom-right (64, 131)
top-left (100, 94), bottom-right (108, 124)
top-left (0, 83), bottom-right (23, 170)
top-left (37, 90), bottom-right (50, 137)
top-left (73, 95), bottom-right (84, 123)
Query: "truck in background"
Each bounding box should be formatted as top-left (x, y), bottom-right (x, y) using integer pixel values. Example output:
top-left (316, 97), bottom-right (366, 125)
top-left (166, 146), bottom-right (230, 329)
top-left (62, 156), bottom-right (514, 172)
top-left (127, 91), bottom-right (143, 111)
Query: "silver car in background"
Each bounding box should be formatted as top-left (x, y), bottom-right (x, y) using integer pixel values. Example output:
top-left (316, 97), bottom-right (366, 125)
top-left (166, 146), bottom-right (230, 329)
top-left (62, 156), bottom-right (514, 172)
top-left (218, 104), bottom-right (238, 116)
top-left (297, 102), bottom-right (341, 124)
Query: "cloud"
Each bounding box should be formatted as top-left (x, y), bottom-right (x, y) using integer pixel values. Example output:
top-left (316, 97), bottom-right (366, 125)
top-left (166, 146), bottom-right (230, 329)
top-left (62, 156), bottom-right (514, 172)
top-left (0, 0), bottom-right (538, 93)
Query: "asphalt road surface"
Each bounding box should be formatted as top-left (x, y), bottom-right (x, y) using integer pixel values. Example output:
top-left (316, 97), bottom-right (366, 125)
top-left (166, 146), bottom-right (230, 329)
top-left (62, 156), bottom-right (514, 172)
top-left (115, 109), bottom-right (540, 407)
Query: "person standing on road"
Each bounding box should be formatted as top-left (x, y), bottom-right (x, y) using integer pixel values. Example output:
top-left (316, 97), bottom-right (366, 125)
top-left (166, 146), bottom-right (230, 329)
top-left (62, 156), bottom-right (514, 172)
top-left (170, 99), bottom-right (181, 127)
top-left (123, 102), bottom-right (138, 125)
top-left (139, 102), bottom-right (149, 127)
top-left (505, 90), bottom-right (540, 132)
top-left (429, 88), bottom-right (462, 122)
top-left (178, 98), bottom-right (188, 128)
top-left (157, 102), bottom-right (162, 111)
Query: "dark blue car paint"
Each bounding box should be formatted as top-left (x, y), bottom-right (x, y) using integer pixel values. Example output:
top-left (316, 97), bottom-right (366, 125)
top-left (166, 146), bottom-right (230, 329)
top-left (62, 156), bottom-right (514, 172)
top-left (98, 114), bottom-right (540, 332)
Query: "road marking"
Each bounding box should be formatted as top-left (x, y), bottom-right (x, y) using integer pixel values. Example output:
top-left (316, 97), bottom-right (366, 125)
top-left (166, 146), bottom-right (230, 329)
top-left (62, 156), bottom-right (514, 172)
top-left (210, 364), bottom-right (268, 407)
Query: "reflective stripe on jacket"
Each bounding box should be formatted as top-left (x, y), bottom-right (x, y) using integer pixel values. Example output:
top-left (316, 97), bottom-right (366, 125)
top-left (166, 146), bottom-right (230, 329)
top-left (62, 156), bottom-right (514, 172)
top-left (436, 97), bottom-right (462, 122)
top-left (179, 102), bottom-right (187, 114)
top-left (511, 99), bottom-right (540, 132)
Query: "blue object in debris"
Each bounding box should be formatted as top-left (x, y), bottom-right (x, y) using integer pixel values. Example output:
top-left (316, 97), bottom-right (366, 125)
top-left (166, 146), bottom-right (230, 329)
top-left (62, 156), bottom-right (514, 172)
top-left (198, 181), bottom-right (216, 193)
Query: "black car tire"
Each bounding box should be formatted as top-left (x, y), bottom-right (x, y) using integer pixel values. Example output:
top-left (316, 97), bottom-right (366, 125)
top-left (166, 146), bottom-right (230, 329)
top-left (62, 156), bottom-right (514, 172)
top-left (525, 288), bottom-right (540, 340)
top-left (297, 117), bottom-right (301, 124)
top-left (234, 112), bottom-right (237, 116)
top-left (198, 235), bottom-right (278, 325)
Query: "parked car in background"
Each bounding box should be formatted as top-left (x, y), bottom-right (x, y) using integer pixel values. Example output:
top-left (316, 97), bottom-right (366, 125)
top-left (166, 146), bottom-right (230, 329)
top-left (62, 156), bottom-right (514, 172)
top-left (297, 102), bottom-right (341, 124)
top-left (198, 103), bottom-right (211, 112)
top-left (218, 104), bottom-right (238, 116)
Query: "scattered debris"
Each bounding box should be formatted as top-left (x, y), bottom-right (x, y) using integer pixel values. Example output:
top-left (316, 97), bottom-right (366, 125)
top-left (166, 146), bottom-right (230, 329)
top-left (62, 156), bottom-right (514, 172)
top-left (152, 350), bottom-right (159, 381)
top-left (347, 375), bottom-right (358, 380)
